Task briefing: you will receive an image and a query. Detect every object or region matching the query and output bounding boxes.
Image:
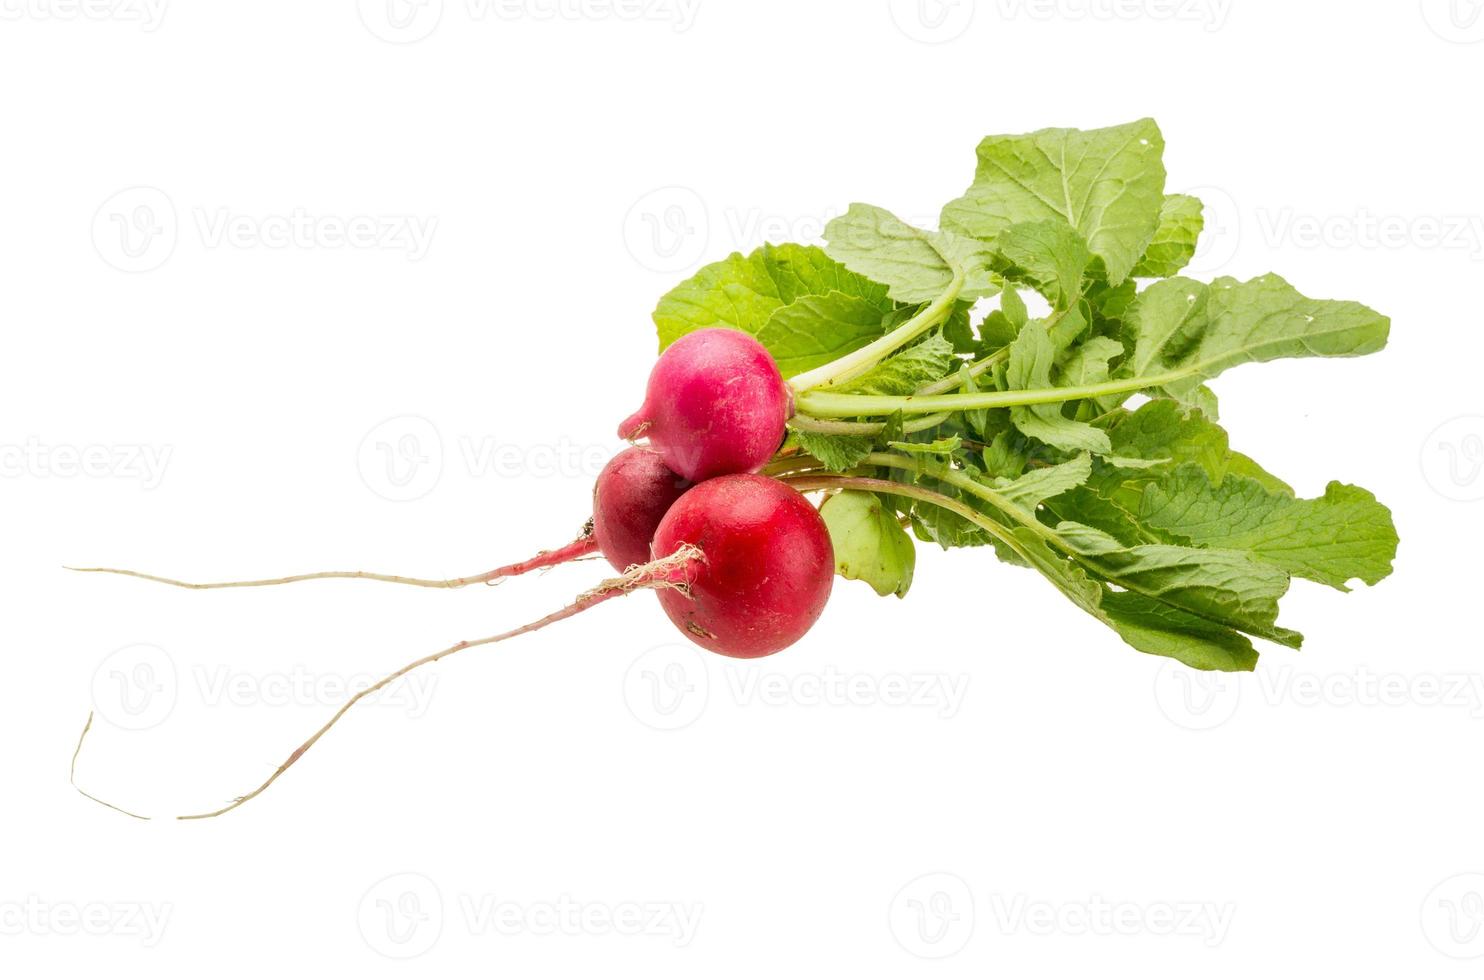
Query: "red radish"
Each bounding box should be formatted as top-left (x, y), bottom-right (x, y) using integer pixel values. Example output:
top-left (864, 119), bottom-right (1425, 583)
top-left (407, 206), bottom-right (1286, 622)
top-left (69, 447), bottom-right (690, 590)
top-left (618, 328), bottom-right (792, 482)
top-left (592, 447), bottom-right (691, 571)
top-left (651, 473), bottom-right (833, 658)
top-left (71, 473), bottom-right (833, 818)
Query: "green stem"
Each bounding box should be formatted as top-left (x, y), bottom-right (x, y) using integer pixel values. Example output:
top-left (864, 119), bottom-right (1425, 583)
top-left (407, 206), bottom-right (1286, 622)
top-left (862, 452), bottom-right (1042, 533)
top-left (779, 474), bottom-right (1037, 564)
top-left (914, 347), bottom-right (1007, 396)
top-left (795, 368), bottom-right (1191, 419)
top-left (787, 411), bottom-right (952, 437)
top-left (787, 270), bottom-right (965, 393)
top-left (856, 452), bottom-right (1278, 641)
top-left (913, 304), bottom-right (1072, 397)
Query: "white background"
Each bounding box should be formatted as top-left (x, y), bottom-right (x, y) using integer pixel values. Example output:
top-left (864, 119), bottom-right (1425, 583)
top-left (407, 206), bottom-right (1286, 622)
top-left (2, 0), bottom-right (1482, 975)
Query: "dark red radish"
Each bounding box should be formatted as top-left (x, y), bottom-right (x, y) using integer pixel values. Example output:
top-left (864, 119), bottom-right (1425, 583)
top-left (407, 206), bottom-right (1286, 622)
top-left (618, 328), bottom-right (792, 482)
top-left (592, 447), bottom-right (691, 571)
top-left (651, 473), bottom-right (833, 658)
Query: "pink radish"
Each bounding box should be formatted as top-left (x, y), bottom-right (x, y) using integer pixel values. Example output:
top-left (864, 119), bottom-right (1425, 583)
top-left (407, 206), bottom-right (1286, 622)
top-left (618, 328), bottom-right (792, 482)
top-left (72, 474), bottom-right (833, 819)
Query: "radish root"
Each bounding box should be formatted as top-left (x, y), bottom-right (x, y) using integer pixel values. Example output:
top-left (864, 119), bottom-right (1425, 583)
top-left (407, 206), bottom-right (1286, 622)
top-left (70, 544), bottom-right (704, 821)
top-left (65, 532), bottom-right (600, 592)
top-left (70, 712), bottom-right (150, 821)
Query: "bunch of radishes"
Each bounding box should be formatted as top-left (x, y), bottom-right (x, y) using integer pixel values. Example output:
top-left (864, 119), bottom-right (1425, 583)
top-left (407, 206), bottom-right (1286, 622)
top-left (73, 118), bottom-right (1399, 818)
top-left (70, 328), bottom-right (835, 819)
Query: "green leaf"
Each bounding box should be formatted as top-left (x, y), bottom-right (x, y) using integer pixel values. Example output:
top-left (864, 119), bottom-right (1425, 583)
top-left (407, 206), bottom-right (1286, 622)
top-left (1098, 399), bottom-right (1290, 493)
top-left (992, 453), bottom-right (1093, 510)
top-left (793, 428), bottom-right (872, 471)
top-left (832, 332), bottom-right (955, 396)
top-left (823, 204), bottom-right (996, 305)
top-left (820, 491), bottom-right (916, 598)
top-left (1042, 399), bottom-right (1291, 545)
top-left (999, 286), bottom-right (1028, 329)
top-left (1097, 590), bottom-right (1260, 672)
top-left (979, 309), bottom-right (1018, 348)
top-left (1005, 322), bottom-right (1113, 454)
top-left (1138, 468), bottom-right (1399, 590)
top-left (1125, 273), bottom-right (1391, 399)
top-left (941, 118), bottom-right (1168, 285)
top-left (941, 301), bottom-right (977, 353)
top-left (1054, 522), bottom-right (1302, 649)
top-left (1009, 529), bottom-right (1258, 671)
top-left (1047, 303), bottom-right (1089, 351)
top-left (983, 429), bottom-right (1028, 479)
top-left (652, 243), bottom-right (891, 350)
top-left (1187, 384), bottom-right (1220, 420)
top-left (991, 220), bottom-right (1092, 310)
top-left (888, 435), bottom-right (962, 456)
top-left (1055, 335), bottom-right (1125, 388)
top-left (756, 291), bottom-right (896, 378)
top-left (1086, 276), bottom-right (1137, 323)
top-left (1130, 194), bottom-right (1204, 278)
top-left (909, 489), bottom-right (995, 551)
